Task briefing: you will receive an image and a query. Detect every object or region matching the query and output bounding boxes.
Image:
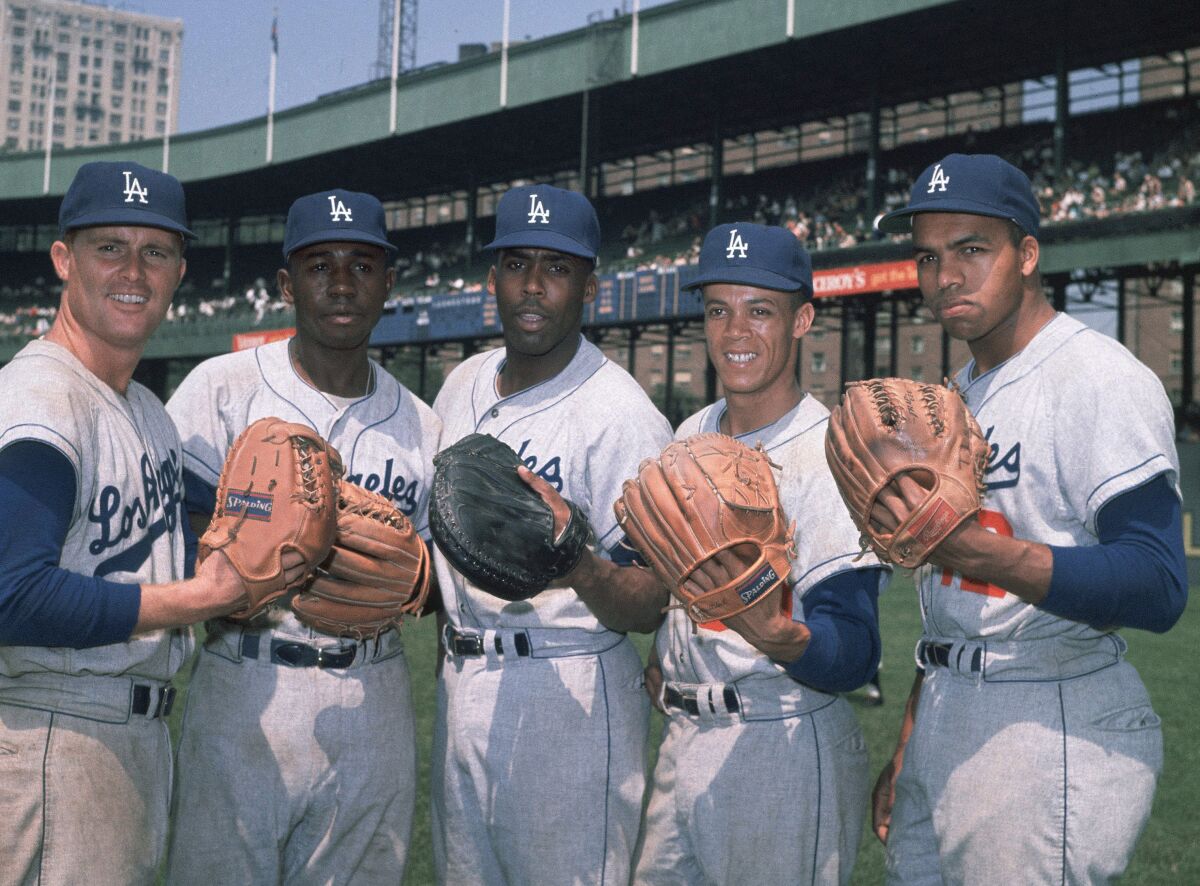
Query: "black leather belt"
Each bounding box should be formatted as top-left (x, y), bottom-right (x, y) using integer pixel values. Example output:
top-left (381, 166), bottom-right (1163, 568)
top-left (442, 626), bottom-right (530, 658)
top-left (918, 641), bottom-right (982, 673)
top-left (269, 639), bottom-right (358, 669)
top-left (132, 684), bottom-right (176, 718)
top-left (664, 685), bottom-right (740, 715)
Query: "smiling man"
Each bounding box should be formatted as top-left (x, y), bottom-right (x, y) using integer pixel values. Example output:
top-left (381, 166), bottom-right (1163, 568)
top-left (429, 184), bottom-right (673, 886)
top-left (0, 161), bottom-right (261, 885)
top-left (164, 190), bottom-right (442, 883)
top-left (633, 223), bottom-right (888, 885)
top-left (870, 154), bottom-right (1187, 884)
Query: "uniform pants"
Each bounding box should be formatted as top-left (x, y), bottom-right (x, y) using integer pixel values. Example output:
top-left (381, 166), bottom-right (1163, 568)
top-left (633, 694), bottom-right (868, 885)
top-left (885, 660), bottom-right (1161, 885)
top-left (431, 637), bottom-right (649, 886)
top-left (166, 641), bottom-right (417, 885)
top-left (0, 703), bottom-right (171, 886)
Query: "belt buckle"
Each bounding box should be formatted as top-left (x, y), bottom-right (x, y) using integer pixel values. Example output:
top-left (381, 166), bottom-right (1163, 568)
top-left (443, 626), bottom-right (484, 657)
top-left (315, 645), bottom-right (358, 669)
top-left (667, 686), bottom-right (701, 716)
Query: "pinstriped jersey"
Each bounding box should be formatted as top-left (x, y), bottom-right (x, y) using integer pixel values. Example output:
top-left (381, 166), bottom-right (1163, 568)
top-left (922, 313), bottom-right (1179, 641)
top-left (0, 339), bottom-right (191, 682)
top-left (432, 336), bottom-right (673, 632)
top-left (166, 337), bottom-right (441, 635)
top-left (657, 396), bottom-right (886, 685)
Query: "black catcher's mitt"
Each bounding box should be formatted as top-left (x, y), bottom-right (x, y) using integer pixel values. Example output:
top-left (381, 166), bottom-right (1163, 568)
top-left (430, 433), bottom-right (592, 601)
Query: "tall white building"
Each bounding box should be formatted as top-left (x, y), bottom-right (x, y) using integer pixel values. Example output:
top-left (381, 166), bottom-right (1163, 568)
top-left (1, 0), bottom-right (182, 153)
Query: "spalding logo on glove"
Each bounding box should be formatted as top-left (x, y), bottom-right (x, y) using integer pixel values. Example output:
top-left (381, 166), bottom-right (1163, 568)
top-left (198, 418), bottom-right (342, 620)
top-left (429, 433), bottom-right (592, 601)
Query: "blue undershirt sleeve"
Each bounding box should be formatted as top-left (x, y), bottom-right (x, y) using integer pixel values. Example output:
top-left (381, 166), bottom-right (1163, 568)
top-left (607, 534), bottom-right (646, 567)
top-left (784, 566), bottom-right (884, 694)
top-left (0, 441), bottom-right (141, 648)
top-left (1045, 473), bottom-right (1187, 633)
top-left (182, 466), bottom-right (217, 517)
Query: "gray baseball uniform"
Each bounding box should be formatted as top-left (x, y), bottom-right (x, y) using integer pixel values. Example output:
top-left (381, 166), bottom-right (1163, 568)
top-left (0, 340), bottom-right (190, 886)
top-left (634, 396), bottom-right (884, 885)
top-left (885, 314), bottom-right (1174, 884)
top-left (430, 336), bottom-right (672, 886)
top-left (164, 338), bottom-right (441, 884)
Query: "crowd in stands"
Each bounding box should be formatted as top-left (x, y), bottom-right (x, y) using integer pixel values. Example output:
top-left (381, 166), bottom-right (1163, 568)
top-left (3, 118), bottom-right (1198, 340)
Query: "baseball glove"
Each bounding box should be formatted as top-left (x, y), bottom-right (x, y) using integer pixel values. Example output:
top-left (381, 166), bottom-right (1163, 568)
top-left (291, 483), bottom-right (430, 638)
top-left (198, 418), bottom-right (342, 620)
top-left (614, 433), bottom-right (795, 625)
top-left (825, 378), bottom-right (989, 568)
top-left (429, 433), bottom-right (592, 601)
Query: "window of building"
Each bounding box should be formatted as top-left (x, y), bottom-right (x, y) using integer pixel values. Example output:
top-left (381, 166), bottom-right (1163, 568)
top-left (911, 335), bottom-right (926, 355)
top-left (1170, 352), bottom-right (1183, 374)
top-left (1171, 310), bottom-right (1183, 333)
top-left (911, 364), bottom-right (925, 381)
top-left (811, 352), bottom-right (827, 373)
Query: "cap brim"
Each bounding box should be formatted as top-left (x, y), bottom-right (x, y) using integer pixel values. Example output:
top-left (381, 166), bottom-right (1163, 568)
top-left (683, 266), bottom-right (811, 295)
top-left (285, 229), bottom-right (397, 258)
top-left (485, 230), bottom-right (596, 260)
top-left (877, 200), bottom-right (1029, 235)
top-left (63, 207), bottom-right (195, 239)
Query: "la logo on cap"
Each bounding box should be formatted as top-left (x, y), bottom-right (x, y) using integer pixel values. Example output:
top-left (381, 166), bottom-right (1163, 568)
top-left (328, 195), bottom-right (353, 222)
top-left (725, 228), bottom-right (749, 259)
top-left (526, 194), bottom-right (550, 224)
top-left (122, 171), bottom-right (148, 204)
top-left (927, 163), bottom-right (950, 194)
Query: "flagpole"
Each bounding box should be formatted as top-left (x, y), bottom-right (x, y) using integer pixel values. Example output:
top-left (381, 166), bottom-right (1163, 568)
top-left (631, 0), bottom-right (640, 76)
top-left (162, 42), bottom-right (175, 172)
top-left (266, 11), bottom-right (277, 163)
top-left (42, 68), bottom-right (55, 194)
top-left (499, 0), bottom-right (510, 108)
top-left (389, 0), bottom-right (400, 133)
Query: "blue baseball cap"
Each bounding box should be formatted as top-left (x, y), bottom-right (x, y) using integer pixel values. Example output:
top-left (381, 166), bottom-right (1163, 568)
top-left (878, 153), bottom-right (1041, 237)
top-left (58, 161), bottom-right (194, 239)
top-left (485, 184), bottom-right (600, 260)
top-left (283, 189), bottom-right (396, 259)
top-left (684, 223), bottom-right (813, 296)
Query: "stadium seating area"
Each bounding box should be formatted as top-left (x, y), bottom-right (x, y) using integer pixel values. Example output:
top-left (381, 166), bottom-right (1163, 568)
top-left (3, 98), bottom-right (1197, 341)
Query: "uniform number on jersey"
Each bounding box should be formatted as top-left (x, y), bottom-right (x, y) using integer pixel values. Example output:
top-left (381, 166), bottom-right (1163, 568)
top-left (938, 508), bottom-right (1013, 598)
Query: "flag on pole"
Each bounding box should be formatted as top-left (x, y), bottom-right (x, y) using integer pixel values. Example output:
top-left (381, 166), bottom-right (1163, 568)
top-left (266, 10), bottom-right (278, 162)
top-left (271, 14), bottom-right (279, 55)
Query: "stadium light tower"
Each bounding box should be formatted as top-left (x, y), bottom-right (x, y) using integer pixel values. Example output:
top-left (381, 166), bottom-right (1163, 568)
top-left (372, 0), bottom-right (418, 80)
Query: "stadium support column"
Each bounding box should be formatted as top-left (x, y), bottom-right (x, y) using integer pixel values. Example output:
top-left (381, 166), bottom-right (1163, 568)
top-left (223, 217), bottom-right (236, 292)
top-left (418, 345), bottom-right (427, 402)
top-left (709, 123), bottom-right (723, 229)
top-left (889, 296), bottom-right (899, 376)
top-left (839, 301), bottom-right (850, 389)
top-left (628, 326), bottom-right (638, 374)
top-left (1053, 16), bottom-right (1068, 180)
top-left (1183, 268), bottom-right (1195, 412)
top-left (941, 327), bottom-right (951, 382)
top-left (1050, 276), bottom-right (1067, 313)
top-left (579, 90), bottom-right (594, 198)
top-left (665, 323), bottom-right (677, 422)
top-left (465, 179), bottom-right (477, 273)
top-left (862, 295), bottom-right (878, 376)
top-left (866, 83), bottom-right (881, 220)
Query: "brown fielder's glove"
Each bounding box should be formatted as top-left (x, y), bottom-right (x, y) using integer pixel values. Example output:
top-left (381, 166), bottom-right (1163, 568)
top-left (825, 378), bottom-right (989, 568)
top-left (199, 418), bottom-right (342, 620)
top-left (291, 482), bottom-right (430, 638)
top-left (614, 433), bottom-right (796, 624)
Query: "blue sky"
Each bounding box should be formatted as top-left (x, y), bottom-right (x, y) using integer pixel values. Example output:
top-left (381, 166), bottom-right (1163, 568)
top-left (134, 0), bottom-right (673, 133)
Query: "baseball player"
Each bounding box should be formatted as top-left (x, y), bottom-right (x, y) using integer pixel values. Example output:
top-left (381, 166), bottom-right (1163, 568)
top-left (430, 184), bottom-right (674, 885)
top-left (164, 190), bottom-right (442, 884)
top-left (871, 154), bottom-right (1188, 883)
top-left (0, 162), bottom-right (259, 885)
top-left (633, 223), bottom-right (888, 885)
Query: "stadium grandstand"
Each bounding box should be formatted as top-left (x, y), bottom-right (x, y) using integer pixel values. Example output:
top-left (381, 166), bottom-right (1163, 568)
top-left (1, 0), bottom-right (1198, 431)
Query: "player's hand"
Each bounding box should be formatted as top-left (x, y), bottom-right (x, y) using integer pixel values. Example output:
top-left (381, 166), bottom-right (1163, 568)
top-left (868, 471), bottom-right (930, 535)
top-left (517, 465), bottom-right (571, 540)
top-left (517, 465), bottom-right (585, 589)
top-left (196, 548), bottom-right (309, 612)
top-left (644, 644), bottom-right (667, 714)
top-left (872, 756), bottom-right (901, 844)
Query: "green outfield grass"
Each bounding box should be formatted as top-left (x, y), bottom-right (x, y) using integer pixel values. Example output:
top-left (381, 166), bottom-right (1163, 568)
top-left (167, 576), bottom-right (1198, 884)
